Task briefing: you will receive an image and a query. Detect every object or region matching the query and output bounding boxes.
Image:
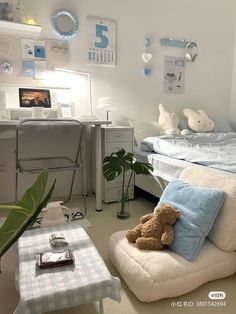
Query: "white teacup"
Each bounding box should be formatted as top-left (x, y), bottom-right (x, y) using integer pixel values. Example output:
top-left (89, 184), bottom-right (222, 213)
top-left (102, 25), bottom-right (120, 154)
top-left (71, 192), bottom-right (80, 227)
top-left (32, 107), bottom-right (49, 119)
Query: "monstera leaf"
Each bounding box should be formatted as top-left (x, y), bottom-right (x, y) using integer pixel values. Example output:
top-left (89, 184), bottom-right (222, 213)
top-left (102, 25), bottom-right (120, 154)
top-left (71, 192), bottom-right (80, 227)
top-left (103, 149), bottom-right (154, 218)
top-left (103, 149), bottom-right (133, 181)
top-left (0, 170), bottom-right (55, 259)
top-left (131, 160), bottom-right (154, 175)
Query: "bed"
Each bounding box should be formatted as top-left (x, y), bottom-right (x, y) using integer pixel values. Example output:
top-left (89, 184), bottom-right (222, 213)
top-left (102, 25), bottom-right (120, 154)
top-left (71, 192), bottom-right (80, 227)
top-left (134, 131), bottom-right (236, 198)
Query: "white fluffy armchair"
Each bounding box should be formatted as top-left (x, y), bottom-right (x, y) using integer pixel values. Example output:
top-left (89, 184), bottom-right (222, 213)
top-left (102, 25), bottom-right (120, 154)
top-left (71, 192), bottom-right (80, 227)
top-left (108, 167), bottom-right (236, 302)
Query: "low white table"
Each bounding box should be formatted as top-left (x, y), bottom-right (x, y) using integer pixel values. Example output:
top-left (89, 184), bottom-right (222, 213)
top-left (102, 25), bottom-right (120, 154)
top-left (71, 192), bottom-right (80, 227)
top-left (14, 222), bottom-right (121, 314)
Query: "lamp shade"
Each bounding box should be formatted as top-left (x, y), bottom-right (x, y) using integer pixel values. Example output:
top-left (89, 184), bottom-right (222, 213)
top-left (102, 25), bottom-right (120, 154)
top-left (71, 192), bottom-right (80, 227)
top-left (98, 97), bottom-right (115, 109)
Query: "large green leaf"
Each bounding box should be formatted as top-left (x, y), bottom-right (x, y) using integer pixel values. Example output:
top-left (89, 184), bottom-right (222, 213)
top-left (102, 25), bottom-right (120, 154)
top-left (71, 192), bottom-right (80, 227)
top-left (103, 149), bottom-right (134, 181)
top-left (0, 170), bottom-right (55, 257)
top-left (103, 148), bottom-right (154, 182)
top-left (131, 161), bottom-right (154, 175)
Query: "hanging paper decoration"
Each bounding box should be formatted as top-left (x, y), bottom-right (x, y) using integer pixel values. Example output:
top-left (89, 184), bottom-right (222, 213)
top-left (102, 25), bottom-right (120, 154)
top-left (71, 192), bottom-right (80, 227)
top-left (141, 36), bottom-right (153, 77)
top-left (141, 67), bottom-right (152, 77)
top-left (144, 36), bottom-right (152, 48)
top-left (142, 53), bottom-right (152, 63)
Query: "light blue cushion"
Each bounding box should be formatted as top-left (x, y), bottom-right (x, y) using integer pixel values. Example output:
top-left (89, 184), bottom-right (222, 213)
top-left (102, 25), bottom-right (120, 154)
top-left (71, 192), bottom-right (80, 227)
top-left (211, 116), bottom-right (234, 133)
top-left (159, 179), bottom-right (225, 261)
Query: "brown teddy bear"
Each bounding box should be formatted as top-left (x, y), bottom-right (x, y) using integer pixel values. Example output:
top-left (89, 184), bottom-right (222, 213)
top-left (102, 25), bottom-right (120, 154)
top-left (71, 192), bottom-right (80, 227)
top-left (126, 203), bottom-right (181, 250)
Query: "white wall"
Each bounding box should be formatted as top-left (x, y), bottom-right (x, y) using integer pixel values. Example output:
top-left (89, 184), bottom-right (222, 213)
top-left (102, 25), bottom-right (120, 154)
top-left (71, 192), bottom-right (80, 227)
top-left (91, 0), bottom-right (235, 122)
top-left (1, 0), bottom-right (235, 119)
top-left (1, 0), bottom-right (236, 202)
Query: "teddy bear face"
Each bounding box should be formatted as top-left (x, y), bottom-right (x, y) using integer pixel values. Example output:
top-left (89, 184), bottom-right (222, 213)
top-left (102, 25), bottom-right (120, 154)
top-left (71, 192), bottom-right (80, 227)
top-left (156, 204), bottom-right (181, 225)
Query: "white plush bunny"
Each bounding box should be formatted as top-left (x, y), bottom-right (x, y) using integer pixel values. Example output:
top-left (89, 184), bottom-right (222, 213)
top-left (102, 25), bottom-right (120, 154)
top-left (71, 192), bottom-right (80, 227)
top-left (183, 108), bottom-right (214, 132)
top-left (158, 103), bottom-right (181, 135)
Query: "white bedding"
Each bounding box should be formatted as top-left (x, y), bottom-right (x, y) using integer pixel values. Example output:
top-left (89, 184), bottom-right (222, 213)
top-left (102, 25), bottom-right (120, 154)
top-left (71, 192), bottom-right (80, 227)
top-left (134, 148), bottom-right (236, 183)
top-left (141, 133), bottom-right (236, 174)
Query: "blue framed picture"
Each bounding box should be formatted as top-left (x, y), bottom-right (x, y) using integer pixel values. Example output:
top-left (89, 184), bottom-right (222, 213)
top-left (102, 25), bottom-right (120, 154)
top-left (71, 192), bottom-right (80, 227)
top-left (22, 61), bottom-right (35, 78)
top-left (34, 41), bottom-right (46, 59)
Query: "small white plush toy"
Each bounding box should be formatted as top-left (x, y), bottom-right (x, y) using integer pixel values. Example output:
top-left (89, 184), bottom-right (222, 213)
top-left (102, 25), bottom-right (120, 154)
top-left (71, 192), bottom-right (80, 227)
top-left (183, 108), bottom-right (214, 132)
top-left (158, 103), bottom-right (181, 135)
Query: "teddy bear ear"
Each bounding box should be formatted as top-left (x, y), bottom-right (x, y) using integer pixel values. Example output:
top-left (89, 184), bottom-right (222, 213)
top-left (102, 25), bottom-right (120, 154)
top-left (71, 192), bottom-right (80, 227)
top-left (153, 206), bottom-right (159, 214)
top-left (183, 108), bottom-right (197, 118)
top-left (175, 210), bottom-right (181, 217)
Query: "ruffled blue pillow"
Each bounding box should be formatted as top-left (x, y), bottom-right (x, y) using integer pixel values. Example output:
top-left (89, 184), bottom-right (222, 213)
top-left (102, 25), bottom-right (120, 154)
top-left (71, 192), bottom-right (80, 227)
top-left (211, 116), bottom-right (234, 133)
top-left (159, 179), bottom-right (225, 261)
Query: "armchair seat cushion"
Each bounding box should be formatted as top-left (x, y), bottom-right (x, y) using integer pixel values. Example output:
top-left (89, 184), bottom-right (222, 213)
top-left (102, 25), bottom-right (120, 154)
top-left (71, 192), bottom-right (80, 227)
top-left (108, 230), bottom-right (236, 302)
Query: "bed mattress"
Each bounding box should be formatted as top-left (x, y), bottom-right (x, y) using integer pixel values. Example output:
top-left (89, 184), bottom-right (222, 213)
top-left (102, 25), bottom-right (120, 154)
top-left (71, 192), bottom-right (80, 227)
top-left (134, 147), bottom-right (236, 182)
top-left (141, 133), bottom-right (236, 174)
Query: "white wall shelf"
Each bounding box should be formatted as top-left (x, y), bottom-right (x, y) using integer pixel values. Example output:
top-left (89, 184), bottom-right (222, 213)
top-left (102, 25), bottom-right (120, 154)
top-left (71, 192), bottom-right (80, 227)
top-left (0, 20), bottom-right (42, 33)
top-left (0, 82), bottom-right (70, 90)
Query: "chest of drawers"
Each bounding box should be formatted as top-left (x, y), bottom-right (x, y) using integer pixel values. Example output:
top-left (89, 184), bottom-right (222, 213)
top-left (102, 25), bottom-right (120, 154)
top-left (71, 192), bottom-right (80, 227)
top-left (92, 126), bottom-right (134, 202)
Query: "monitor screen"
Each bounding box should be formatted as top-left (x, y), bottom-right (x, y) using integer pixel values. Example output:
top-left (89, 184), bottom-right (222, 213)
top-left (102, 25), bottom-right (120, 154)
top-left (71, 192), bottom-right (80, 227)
top-left (19, 88), bottom-right (51, 108)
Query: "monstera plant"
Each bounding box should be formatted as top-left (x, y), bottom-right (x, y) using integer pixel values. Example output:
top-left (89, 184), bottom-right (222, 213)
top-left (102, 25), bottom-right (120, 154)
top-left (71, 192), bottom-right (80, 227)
top-left (103, 149), bottom-right (154, 219)
top-left (0, 170), bottom-right (55, 272)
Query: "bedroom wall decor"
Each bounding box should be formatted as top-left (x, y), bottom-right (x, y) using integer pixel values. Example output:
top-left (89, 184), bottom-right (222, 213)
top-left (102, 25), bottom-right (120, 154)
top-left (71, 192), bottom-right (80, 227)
top-left (160, 37), bottom-right (199, 63)
top-left (164, 56), bottom-right (185, 94)
top-left (21, 39), bottom-right (46, 59)
top-left (21, 39), bottom-right (46, 79)
top-left (0, 35), bottom-right (12, 56)
top-left (160, 37), bottom-right (189, 48)
top-left (51, 9), bottom-right (78, 41)
top-left (87, 15), bottom-right (116, 67)
top-left (184, 41), bottom-right (198, 63)
top-left (141, 36), bottom-right (152, 77)
top-left (0, 60), bottom-right (13, 74)
top-left (22, 60), bottom-right (34, 77)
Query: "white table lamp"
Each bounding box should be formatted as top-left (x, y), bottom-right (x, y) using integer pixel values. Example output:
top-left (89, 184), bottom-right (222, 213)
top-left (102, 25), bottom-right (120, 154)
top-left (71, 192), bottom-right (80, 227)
top-left (98, 97), bottom-right (116, 121)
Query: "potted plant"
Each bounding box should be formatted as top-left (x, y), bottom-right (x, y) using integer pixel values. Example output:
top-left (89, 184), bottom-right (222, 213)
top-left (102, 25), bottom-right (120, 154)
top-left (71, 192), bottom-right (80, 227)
top-left (103, 149), bottom-right (154, 219)
top-left (0, 170), bottom-right (55, 272)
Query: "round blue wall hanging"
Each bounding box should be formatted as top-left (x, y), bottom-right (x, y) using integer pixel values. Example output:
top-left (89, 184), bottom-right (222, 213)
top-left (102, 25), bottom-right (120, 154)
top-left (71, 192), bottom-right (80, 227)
top-left (51, 9), bottom-right (78, 40)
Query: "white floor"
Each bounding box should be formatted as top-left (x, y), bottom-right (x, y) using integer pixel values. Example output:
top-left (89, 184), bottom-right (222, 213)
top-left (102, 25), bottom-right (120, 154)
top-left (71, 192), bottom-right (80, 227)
top-left (0, 194), bottom-right (236, 314)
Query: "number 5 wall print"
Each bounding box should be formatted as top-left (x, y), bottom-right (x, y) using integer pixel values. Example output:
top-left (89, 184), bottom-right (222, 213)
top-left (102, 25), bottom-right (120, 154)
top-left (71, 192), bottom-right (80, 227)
top-left (87, 16), bottom-right (116, 67)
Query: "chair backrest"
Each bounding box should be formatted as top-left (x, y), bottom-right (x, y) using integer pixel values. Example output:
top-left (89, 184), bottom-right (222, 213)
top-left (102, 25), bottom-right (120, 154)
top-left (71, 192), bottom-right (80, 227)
top-left (0, 170), bottom-right (55, 261)
top-left (16, 119), bottom-right (84, 163)
top-left (180, 167), bottom-right (236, 251)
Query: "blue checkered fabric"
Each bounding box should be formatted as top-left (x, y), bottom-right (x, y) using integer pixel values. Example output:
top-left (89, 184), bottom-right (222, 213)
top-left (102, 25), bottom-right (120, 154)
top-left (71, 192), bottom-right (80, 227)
top-left (14, 222), bottom-right (121, 314)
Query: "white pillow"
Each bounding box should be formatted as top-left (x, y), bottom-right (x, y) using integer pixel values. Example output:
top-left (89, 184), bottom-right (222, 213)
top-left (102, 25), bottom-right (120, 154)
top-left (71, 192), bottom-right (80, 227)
top-left (180, 167), bottom-right (236, 251)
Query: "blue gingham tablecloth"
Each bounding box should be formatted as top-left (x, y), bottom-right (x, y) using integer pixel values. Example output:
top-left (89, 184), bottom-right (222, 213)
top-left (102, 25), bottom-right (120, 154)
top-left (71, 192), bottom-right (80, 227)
top-left (14, 222), bottom-right (121, 314)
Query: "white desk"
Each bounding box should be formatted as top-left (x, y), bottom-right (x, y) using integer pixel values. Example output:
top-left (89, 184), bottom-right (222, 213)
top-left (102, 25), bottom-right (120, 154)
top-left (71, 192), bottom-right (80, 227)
top-left (78, 119), bottom-right (112, 211)
top-left (0, 118), bottom-right (112, 211)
